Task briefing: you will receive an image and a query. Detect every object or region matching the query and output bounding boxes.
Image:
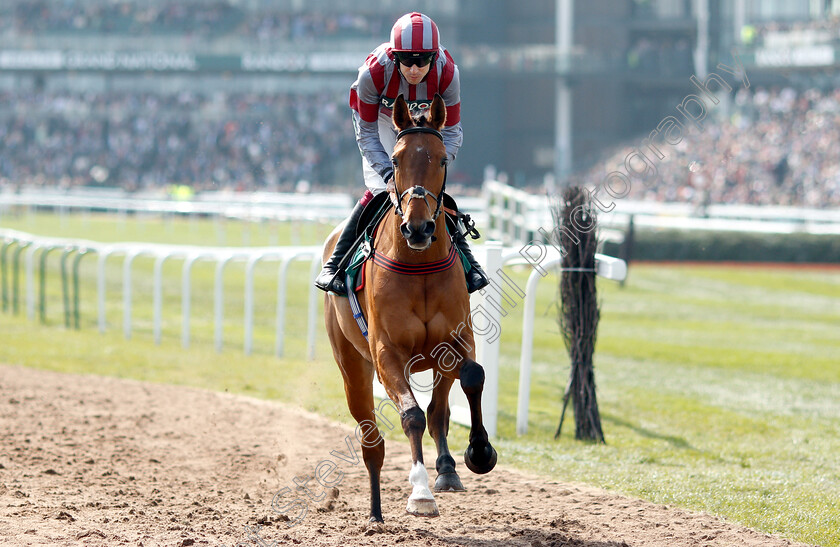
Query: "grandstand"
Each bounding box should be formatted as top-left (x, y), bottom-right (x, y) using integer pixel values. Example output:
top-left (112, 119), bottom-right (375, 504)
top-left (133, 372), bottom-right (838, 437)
top-left (0, 88), bottom-right (356, 192)
top-left (0, 0), bottom-right (839, 208)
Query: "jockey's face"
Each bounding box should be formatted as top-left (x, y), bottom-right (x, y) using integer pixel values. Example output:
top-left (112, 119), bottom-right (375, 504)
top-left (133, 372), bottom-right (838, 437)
top-left (398, 61), bottom-right (432, 85)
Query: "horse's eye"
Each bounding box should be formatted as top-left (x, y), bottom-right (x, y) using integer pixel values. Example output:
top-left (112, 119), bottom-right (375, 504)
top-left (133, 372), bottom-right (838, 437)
top-left (392, 157), bottom-right (399, 167)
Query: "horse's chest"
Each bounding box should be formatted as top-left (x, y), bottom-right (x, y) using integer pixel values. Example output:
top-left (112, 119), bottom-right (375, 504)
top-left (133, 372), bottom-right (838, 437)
top-left (412, 296), bottom-right (467, 343)
top-left (368, 277), bottom-right (469, 349)
top-left (422, 310), bottom-right (456, 341)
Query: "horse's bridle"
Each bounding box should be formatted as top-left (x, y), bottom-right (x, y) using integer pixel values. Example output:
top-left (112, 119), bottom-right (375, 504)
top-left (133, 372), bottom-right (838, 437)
top-left (389, 126), bottom-right (448, 220)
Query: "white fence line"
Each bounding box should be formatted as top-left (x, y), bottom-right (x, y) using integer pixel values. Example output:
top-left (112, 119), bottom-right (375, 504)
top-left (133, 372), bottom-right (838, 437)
top-left (1, 228), bottom-right (321, 358)
top-left (484, 179), bottom-right (840, 244)
top-left (484, 180), bottom-right (626, 248)
top-left (0, 189), bottom-right (354, 223)
top-left (8, 183), bottom-right (840, 241)
top-left (1, 228), bottom-right (627, 440)
top-left (0, 188), bottom-right (491, 232)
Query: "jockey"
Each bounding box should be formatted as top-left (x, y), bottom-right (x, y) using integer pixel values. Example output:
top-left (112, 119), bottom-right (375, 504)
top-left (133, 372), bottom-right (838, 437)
top-left (315, 12), bottom-right (490, 296)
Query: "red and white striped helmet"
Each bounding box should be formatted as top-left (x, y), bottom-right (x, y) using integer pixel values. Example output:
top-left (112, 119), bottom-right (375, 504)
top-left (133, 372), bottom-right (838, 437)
top-left (390, 12), bottom-right (439, 52)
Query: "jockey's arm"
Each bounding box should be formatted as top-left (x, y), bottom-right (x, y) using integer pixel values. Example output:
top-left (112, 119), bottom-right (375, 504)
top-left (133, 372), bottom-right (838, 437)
top-left (352, 111), bottom-right (394, 183)
top-left (442, 123), bottom-right (463, 165)
top-left (440, 63), bottom-right (463, 165)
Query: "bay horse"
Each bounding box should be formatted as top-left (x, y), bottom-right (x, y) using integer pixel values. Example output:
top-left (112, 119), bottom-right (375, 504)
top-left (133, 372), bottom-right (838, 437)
top-left (322, 94), bottom-right (497, 523)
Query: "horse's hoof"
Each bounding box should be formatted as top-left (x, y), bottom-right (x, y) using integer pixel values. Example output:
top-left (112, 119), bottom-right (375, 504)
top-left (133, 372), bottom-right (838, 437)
top-left (367, 518), bottom-right (386, 530)
top-left (464, 444), bottom-right (498, 475)
top-left (406, 497), bottom-right (439, 517)
top-left (434, 472), bottom-right (466, 492)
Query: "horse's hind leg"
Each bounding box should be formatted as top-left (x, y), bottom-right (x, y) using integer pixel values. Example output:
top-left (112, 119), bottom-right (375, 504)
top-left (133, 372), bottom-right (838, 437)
top-left (460, 358), bottom-right (498, 474)
top-left (335, 350), bottom-right (386, 523)
top-left (426, 376), bottom-right (466, 492)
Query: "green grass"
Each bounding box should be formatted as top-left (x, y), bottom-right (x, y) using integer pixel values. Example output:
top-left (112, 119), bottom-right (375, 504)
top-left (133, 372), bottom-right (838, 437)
top-left (0, 208), bottom-right (332, 247)
top-left (2, 212), bottom-right (839, 546)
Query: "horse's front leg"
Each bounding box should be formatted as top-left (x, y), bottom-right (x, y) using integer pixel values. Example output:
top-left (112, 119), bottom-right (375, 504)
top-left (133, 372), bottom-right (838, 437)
top-left (460, 358), bottom-right (498, 474)
top-left (403, 405), bottom-right (438, 517)
top-left (426, 376), bottom-right (466, 492)
top-left (377, 351), bottom-right (439, 517)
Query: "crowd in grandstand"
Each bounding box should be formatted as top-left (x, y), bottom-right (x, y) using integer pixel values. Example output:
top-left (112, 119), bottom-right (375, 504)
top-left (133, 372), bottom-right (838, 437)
top-left (6, 1), bottom-right (241, 36)
top-left (0, 90), bottom-right (357, 192)
top-left (3, 1), bottom-right (392, 43)
top-left (579, 87), bottom-right (840, 208)
top-left (2, 86), bottom-right (839, 207)
top-left (243, 11), bottom-right (390, 45)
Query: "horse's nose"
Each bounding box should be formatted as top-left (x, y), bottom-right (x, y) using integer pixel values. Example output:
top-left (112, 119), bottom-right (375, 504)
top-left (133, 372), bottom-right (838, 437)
top-left (420, 220), bottom-right (436, 239)
top-left (400, 222), bottom-right (412, 239)
top-left (400, 220), bottom-right (436, 243)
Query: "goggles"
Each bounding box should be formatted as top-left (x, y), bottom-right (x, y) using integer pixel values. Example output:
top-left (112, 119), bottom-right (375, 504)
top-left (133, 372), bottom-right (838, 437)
top-left (394, 51), bottom-right (437, 68)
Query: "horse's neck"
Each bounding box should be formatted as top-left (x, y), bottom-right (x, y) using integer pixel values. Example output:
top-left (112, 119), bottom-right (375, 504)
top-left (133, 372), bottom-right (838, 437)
top-left (378, 214), bottom-right (450, 264)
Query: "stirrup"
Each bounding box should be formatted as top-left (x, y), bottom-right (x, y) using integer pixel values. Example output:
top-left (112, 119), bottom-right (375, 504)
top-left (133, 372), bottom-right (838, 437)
top-left (466, 269), bottom-right (490, 293)
top-left (315, 269), bottom-right (347, 295)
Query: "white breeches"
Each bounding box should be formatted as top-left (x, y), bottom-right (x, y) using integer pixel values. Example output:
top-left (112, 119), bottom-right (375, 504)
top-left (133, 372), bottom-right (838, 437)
top-left (362, 118), bottom-right (398, 195)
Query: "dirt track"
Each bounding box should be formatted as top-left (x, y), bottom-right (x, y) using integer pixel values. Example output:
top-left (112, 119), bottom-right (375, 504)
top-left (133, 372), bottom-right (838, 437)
top-left (0, 365), bottom-right (814, 547)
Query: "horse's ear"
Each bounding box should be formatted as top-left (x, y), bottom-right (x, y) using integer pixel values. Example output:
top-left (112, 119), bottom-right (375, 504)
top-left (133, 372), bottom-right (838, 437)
top-left (429, 93), bottom-right (447, 131)
top-left (392, 95), bottom-right (413, 131)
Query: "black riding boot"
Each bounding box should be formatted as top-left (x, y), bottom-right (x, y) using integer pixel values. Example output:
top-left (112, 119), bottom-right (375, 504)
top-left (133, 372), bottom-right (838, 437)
top-left (444, 205), bottom-right (490, 294)
top-left (314, 200), bottom-right (366, 295)
top-left (453, 232), bottom-right (490, 293)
